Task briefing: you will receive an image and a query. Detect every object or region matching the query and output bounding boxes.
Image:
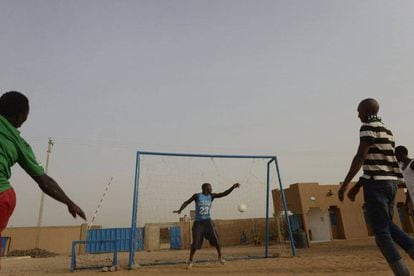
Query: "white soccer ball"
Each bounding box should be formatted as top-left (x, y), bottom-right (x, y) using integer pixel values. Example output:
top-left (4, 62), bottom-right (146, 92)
top-left (238, 203), bottom-right (247, 213)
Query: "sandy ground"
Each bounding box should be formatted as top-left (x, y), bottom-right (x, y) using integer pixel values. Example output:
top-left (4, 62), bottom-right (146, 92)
top-left (2, 238), bottom-right (414, 275)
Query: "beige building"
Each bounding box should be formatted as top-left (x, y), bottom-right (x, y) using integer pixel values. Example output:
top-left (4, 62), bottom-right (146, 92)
top-left (273, 182), bottom-right (414, 243)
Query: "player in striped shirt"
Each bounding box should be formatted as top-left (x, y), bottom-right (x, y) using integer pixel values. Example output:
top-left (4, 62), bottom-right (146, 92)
top-left (339, 98), bottom-right (414, 276)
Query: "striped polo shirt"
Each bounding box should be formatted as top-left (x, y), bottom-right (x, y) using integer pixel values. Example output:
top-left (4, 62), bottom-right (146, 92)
top-left (359, 117), bottom-right (403, 181)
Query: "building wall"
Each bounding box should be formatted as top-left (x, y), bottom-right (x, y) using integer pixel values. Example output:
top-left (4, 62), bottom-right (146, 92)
top-left (273, 184), bottom-right (303, 215)
top-left (272, 182), bottom-right (413, 243)
top-left (296, 183), bottom-right (371, 240)
top-left (2, 225), bottom-right (85, 254)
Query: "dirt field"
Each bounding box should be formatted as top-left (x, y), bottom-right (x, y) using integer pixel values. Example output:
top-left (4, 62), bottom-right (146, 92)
top-left (2, 238), bottom-right (414, 275)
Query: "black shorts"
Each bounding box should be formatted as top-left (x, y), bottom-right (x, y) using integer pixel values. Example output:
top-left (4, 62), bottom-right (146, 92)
top-left (191, 219), bottom-right (219, 250)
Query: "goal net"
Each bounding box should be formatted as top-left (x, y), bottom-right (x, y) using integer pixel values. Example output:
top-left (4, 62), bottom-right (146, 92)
top-left (128, 151), bottom-right (295, 268)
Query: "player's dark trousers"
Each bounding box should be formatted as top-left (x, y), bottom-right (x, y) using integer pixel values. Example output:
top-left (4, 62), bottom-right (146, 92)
top-left (363, 180), bottom-right (414, 264)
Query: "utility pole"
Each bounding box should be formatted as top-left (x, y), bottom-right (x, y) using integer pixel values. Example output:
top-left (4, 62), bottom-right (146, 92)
top-left (35, 137), bottom-right (54, 248)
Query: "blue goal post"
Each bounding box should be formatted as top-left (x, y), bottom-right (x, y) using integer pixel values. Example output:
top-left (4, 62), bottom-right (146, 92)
top-left (71, 240), bottom-right (119, 272)
top-left (128, 151), bottom-right (296, 269)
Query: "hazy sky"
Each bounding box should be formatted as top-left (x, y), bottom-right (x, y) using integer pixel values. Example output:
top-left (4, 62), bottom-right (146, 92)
top-left (1, 0), bottom-right (413, 227)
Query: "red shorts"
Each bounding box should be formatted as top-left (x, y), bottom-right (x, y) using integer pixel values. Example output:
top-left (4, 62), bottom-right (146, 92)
top-left (0, 188), bottom-right (16, 255)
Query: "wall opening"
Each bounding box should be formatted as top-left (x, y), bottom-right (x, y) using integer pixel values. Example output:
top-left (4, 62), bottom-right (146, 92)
top-left (328, 206), bottom-right (345, 239)
top-left (159, 227), bottom-right (170, 249)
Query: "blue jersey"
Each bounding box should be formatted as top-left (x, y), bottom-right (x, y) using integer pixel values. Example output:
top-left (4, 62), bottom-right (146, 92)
top-left (195, 193), bottom-right (212, 221)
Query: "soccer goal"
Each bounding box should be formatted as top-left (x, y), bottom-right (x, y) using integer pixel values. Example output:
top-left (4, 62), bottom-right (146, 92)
top-left (128, 151), bottom-right (296, 269)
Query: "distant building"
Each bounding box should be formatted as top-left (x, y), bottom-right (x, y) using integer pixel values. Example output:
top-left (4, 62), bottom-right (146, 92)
top-left (272, 182), bottom-right (414, 243)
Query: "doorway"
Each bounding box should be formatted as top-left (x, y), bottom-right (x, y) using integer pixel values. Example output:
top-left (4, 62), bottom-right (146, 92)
top-left (328, 206), bottom-right (345, 239)
top-left (307, 207), bottom-right (331, 242)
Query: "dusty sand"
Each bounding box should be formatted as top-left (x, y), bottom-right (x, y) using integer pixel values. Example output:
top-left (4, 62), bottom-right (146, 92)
top-left (1, 238), bottom-right (413, 275)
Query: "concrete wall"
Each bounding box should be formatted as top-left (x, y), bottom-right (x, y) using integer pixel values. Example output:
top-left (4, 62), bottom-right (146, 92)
top-left (2, 225), bottom-right (85, 255)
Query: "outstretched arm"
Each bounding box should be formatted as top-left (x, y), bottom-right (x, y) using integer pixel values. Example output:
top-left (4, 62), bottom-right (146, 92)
top-left (173, 193), bottom-right (197, 214)
top-left (339, 141), bottom-right (370, 201)
top-left (31, 174), bottom-right (86, 220)
top-left (212, 183), bottom-right (240, 199)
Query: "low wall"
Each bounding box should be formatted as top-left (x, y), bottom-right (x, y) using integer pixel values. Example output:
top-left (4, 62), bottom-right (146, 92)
top-left (180, 218), bottom-right (277, 249)
top-left (2, 219), bottom-right (277, 255)
top-left (2, 225), bottom-right (86, 255)
top-left (216, 218), bottom-right (277, 246)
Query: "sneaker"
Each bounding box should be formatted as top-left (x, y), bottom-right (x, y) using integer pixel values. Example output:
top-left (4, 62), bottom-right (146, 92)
top-left (187, 260), bottom-right (193, 269)
top-left (219, 256), bottom-right (226, 265)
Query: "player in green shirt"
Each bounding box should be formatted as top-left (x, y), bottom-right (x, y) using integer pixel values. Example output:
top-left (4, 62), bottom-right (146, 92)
top-left (0, 91), bottom-right (86, 267)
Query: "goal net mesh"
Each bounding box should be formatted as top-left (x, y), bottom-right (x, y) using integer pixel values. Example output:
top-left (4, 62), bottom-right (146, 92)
top-left (130, 153), bottom-right (293, 266)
